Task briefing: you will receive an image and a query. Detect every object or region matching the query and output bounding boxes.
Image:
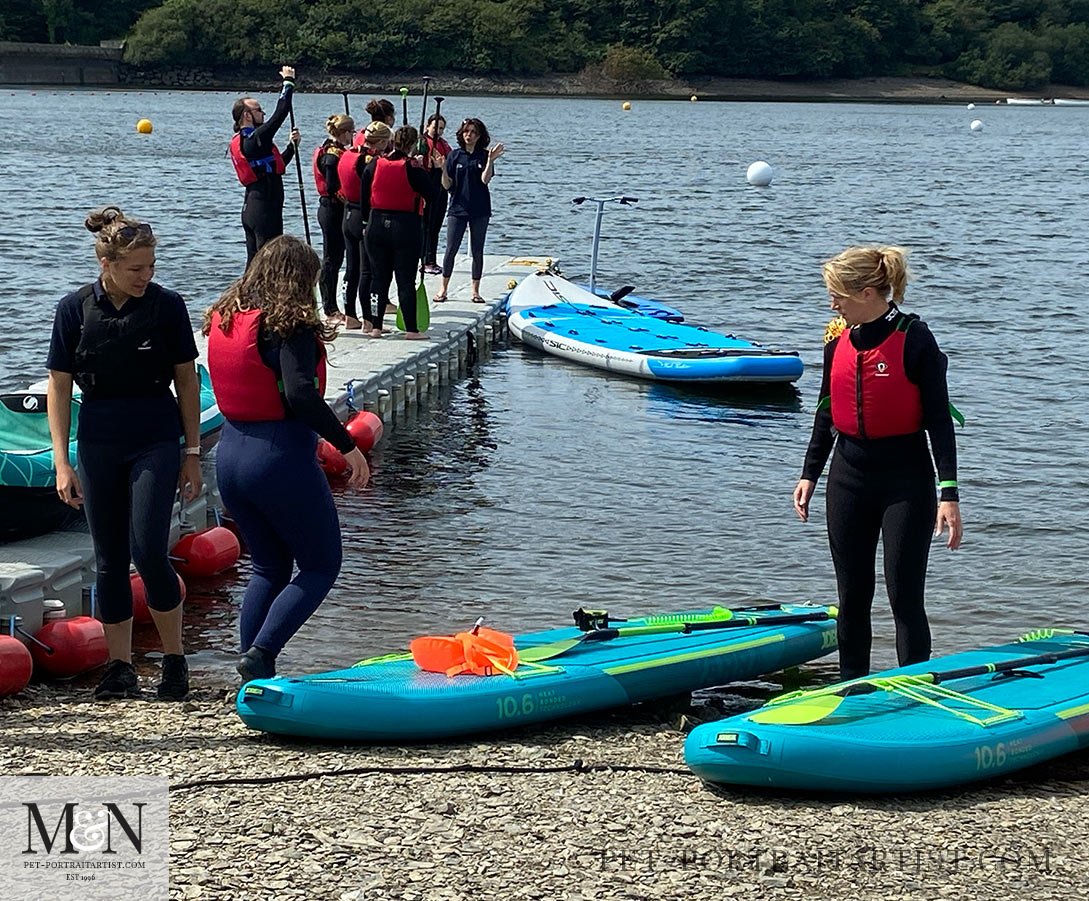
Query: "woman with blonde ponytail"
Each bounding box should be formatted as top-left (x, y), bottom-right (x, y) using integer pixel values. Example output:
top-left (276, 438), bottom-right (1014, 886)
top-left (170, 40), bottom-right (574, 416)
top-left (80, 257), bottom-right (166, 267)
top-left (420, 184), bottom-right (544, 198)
top-left (792, 245), bottom-right (962, 680)
top-left (312, 113), bottom-right (355, 323)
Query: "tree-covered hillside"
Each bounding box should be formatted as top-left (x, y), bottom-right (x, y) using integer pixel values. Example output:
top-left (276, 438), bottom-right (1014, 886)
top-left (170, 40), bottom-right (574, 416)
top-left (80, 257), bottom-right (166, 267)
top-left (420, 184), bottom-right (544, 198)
top-left (5, 0), bottom-right (1089, 91)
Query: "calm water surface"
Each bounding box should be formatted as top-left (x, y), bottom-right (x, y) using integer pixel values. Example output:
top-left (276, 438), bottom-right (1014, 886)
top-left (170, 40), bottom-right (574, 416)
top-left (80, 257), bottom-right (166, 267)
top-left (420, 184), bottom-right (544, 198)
top-left (1, 89), bottom-right (1086, 680)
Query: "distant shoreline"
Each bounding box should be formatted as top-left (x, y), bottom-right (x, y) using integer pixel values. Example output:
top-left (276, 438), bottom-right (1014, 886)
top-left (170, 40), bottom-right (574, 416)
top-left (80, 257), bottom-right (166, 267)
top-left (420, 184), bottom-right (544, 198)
top-left (8, 66), bottom-right (1089, 103)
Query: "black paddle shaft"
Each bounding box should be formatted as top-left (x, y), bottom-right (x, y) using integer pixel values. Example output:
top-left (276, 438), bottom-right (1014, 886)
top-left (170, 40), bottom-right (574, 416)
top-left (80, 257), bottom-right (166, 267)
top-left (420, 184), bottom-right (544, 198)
top-left (842, 640), bottom-right (1089, 698)
top-left (584, 610), bottom-right (834, 642)
top-left (287, 103), bottom-right (311, 245)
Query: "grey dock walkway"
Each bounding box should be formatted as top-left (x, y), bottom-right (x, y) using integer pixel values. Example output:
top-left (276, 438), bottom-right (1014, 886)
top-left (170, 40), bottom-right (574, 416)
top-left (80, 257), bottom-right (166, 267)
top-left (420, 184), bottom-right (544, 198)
top-left (0, 252), bottom-right (553, 642)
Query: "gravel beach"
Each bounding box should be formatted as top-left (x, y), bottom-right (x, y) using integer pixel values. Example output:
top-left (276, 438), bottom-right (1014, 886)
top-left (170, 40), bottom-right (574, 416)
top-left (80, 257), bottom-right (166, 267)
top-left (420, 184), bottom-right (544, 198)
top-left (2, 676), bottom-right (1086, 901)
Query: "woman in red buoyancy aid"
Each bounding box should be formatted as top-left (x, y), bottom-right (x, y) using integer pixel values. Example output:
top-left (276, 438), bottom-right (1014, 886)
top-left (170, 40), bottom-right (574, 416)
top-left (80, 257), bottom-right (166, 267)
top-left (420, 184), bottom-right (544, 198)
top-left (205, 236), bottom-right (369, 682)
top-left (313, 113), bottom-right (354, 322)
top-left (793, 245), bottom-right (963, 681)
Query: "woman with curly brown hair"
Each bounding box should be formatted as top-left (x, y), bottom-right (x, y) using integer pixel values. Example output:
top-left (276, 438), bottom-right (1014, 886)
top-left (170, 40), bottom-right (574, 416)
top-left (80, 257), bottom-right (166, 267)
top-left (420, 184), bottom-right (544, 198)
top-left (205, 236), bottom-right (369, 681)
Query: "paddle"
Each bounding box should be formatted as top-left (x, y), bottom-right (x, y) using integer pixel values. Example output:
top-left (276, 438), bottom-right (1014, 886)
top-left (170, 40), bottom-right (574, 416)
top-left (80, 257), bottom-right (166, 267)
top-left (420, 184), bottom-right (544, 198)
top-left (518, 607), bottom-right (838, 664)
top-left (287, 100), bottom-right (312, 245)
top-left (748, 634), bottom-right (1089, 726)
top-left (342, 91), bottom-right (350, 115)
top-left (400, 87), bottom-right (409, 126)
top-left (417, 75), bottom-right (431, 155)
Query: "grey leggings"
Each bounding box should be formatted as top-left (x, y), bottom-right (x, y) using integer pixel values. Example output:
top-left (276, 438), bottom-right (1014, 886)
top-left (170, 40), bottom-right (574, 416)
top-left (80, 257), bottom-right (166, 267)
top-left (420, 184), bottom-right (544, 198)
top-left (442, 215), bottom-right (489, 280)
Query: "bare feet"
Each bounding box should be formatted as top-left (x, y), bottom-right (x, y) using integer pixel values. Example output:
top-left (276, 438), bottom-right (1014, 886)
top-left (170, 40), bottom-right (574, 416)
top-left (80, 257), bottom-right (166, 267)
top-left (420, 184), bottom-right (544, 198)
top-left (404, 332), bottom-right (430, 340)
top-left (433, 293), bottom-right (447, 303)
top-left (344, 315), bottom-right (363, 330)
top-left (366, 328), bottom-right (385, 338)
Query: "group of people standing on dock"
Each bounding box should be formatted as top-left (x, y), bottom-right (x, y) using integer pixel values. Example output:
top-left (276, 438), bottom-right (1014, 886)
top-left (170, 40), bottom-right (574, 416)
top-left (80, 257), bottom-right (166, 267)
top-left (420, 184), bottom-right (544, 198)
top-left (230, 66), bottom-right (504, 339)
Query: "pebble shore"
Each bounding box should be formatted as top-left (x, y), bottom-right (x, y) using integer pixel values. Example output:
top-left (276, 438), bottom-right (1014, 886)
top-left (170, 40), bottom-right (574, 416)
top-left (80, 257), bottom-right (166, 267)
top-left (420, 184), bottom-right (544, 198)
top-left (2, 677), bottom-right (1087, 901)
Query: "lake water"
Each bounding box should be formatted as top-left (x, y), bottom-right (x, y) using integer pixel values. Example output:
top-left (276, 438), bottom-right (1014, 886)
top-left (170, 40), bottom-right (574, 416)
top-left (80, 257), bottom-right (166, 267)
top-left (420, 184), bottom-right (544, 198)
top-left (1, 88), bottom-right (1087, 680)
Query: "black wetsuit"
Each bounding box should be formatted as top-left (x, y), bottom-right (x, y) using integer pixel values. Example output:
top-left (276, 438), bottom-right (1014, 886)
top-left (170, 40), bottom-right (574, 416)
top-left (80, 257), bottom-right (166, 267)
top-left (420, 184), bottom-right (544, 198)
top-left (360, 152), bottom-right (436, 332)
top-left (423, 135), bottom-right (450, 266)
top-left (316, 141), bottom-right (346, 316)
top-left (801, 305), bottom-right (959, 680)
top-left (239, 80), bottom-right (296, 265)
top-left (46, 281), bottom-right (198, 625)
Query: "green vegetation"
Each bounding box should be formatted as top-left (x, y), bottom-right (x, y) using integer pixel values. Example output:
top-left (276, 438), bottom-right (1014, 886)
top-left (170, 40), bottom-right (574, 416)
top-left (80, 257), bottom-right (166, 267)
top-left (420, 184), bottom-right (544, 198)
top-left (6, 0), bottom-right (1089, 91)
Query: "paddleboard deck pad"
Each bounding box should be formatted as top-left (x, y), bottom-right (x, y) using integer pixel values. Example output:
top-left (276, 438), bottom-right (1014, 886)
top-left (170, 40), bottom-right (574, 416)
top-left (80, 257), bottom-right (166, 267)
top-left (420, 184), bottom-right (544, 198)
top-left (685, 629), bottom-right (1089, 792)
top-left (237, 603), bottom-right (838, 742)
top-left (508, 273), bottom-right (802, 384)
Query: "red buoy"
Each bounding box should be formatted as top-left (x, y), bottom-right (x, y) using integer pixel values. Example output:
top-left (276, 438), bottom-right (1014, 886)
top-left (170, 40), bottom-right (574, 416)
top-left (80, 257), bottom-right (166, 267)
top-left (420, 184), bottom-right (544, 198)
top-left (30, 617), bottom-right (108, 678)
top-left (316, 439), bottom-right (348, 475)
top-left (131, 572), bottom-right (187, 624)
top-left (171, 526), bottom-right (241, 578)
top-left (0, 635), bottom-right (33, 697)
top-left (346, 411), bottom-right (383, 452)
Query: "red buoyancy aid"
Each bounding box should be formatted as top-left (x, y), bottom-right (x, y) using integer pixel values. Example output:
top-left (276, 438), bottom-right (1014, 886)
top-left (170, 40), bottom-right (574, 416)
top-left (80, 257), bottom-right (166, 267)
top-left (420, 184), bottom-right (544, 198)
top-left (369, 157), bottom-right (422, 214)
top-left (228, 131), bottom-right (285, 186)
top-left (207, 309), bottom-right (327, 422)
top-left (830, 316), bottom-right (923, 439)
top-left (337, 149), bottom-right (363, 204)
top-left (312, 142), bottom-right (342, 197)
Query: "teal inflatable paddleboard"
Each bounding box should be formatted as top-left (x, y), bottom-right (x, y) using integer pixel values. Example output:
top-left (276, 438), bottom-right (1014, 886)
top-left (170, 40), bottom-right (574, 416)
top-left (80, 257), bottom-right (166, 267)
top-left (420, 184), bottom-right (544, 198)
top-left (685, 629), bottom-right (1089, 792)
top-left (237, 603), bottom-right (838, 742)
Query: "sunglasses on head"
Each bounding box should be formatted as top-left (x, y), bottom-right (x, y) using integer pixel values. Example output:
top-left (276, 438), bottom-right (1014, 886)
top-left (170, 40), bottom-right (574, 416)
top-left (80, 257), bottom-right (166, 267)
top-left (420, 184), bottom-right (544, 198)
top-left (116, 223), bottom-right (153, 242)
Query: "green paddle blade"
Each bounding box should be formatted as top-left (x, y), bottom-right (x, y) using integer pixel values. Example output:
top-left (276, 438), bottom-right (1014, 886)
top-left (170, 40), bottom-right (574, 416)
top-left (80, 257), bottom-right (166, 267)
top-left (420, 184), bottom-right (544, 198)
top-left (517, 638), bottom-right (583, 664)
top-left (747, 694), bottom-right (846, 725)
top-left (416, 276), bottom-right (430, 331)
top-left (394, 278), bottom-right (431, 332)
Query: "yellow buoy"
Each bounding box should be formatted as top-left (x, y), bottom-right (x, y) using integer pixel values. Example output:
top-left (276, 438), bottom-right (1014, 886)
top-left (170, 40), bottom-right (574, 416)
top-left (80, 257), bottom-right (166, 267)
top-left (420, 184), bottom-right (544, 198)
top-left (136, 118), bottom-right (153, 134)
top-left (622, 101), bottom-right (631, 111)
top-left (690, 95), bottom-right (698, 102)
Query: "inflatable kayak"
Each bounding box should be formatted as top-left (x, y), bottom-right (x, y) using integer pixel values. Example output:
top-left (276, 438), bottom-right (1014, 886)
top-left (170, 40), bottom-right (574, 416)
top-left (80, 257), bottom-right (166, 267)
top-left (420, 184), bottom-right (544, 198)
top-left (685, 629), bottom-right (1089, 793)
top-left (0, 365), bottom-right (222, 542)
top-left (237, 603), bottom-right (838, 742)
top-left (508, 273), bottom-right (803, 385)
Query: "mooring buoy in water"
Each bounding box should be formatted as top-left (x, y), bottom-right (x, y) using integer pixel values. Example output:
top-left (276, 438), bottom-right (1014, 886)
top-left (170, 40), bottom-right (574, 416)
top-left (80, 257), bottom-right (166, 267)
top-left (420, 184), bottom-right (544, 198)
top-left (746, 161), bottom-right (774, 186)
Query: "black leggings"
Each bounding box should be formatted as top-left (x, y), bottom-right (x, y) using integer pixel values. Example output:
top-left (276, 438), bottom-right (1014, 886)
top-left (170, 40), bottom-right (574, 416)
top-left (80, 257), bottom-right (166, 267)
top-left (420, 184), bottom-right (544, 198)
top-left (78, 440), bottom-right (182, 624)
top-left (423, 172), bottom-right (448, 265)
top-left (825, 449), bottom-right (937, 680)
top-left (242, 185), bottom-right (284, 267)
top-left (442, 214), bottom-right (489, 280)
top-left (366, 210), bottom-right (423, 332)
top-left (317, 198), bottom-right (346, 316)
top-left (342, 204), bottom-right (364, 320)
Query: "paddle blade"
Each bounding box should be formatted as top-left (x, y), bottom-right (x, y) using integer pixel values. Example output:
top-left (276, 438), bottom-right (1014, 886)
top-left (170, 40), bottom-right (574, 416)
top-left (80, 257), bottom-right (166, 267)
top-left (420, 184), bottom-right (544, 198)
top-left (747, 694), bottom-right (846, 725)
top-left (416, 277), bottom-right (430, 331)
top-left (517, 637), bottom-right (583, 663)
top-left (395, 304), bottom-right (406, 331)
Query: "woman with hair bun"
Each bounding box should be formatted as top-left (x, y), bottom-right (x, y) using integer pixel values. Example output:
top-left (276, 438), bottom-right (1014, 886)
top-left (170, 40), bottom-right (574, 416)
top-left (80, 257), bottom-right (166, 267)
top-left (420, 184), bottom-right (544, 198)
top-left (353, 98), bottom-right (396, 147)
top-left (46, 207), bottom-right (202, 701)
top-left (204, 236), bottom-right (369, 681)
top-left (792, 245), bottom-right (963, 681)
top-left (313, 113), bottom-right (354, 321)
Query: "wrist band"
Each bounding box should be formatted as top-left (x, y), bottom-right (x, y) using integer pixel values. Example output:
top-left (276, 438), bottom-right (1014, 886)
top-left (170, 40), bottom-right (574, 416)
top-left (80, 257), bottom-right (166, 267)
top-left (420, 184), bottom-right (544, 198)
top-left (185, 447), bottom-right (200, 456)
top-left (938, 480), bottom-right (958, 489)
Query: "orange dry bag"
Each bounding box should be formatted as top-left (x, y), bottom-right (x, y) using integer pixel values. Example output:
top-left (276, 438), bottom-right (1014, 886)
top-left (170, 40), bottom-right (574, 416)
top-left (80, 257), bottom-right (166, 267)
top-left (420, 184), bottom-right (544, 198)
top-left (411, 627), bottom-right (519, 677)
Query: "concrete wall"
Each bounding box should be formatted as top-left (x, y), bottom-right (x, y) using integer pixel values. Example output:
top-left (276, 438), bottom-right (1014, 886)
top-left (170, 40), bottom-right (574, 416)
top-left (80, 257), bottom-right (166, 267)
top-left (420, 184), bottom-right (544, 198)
top-left (0, 41), bottom-right (122, 86)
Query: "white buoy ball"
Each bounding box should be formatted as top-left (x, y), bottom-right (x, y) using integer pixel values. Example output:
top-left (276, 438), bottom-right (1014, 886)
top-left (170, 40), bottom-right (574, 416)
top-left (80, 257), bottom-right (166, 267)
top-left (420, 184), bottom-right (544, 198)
top-left (746, 161), bottom-right (774, 187)
top-left (622, 101), bottom-right (631, 111)
top-left (967, 103), bottom-right (975, 110)
top-left (690, 95), bottom-right (698, 102)
top-left (969, 119), bottom-right (983, 132)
